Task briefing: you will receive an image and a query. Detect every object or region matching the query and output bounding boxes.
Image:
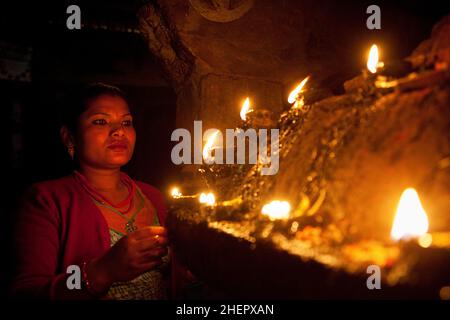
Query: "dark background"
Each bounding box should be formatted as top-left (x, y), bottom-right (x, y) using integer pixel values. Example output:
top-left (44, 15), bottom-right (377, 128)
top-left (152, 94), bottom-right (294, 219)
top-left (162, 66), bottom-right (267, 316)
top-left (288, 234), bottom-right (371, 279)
top-left (0, 0), bottom-right (448, 298)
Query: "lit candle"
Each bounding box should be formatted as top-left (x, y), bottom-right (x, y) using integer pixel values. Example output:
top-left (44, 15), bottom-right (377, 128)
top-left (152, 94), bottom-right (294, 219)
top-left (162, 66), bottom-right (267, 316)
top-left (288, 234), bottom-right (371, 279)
top-left (202, 130), bottom-right (220, 164)
top-left (261, 200), bottom-right (291, 221)
top-left (287, 76), bottom-right (310, 109)
top-left (390, 188), bottom-right (429, 242)
top-left (367, 44), bottom-right (384, 74)
top-left (168, 186), bottom-right (200, 209)
top-left (240, 97), bottom-right (253, 122)
top-left (344, 45), bottom-right (383, 93)
top-left (170, 187), bottom-right (182, 199)
top-left (198, 192), bottom-right (216, 215)
top-left (199, 192), bottom-right (216, 206)
top-left (390, 188), bottom-right (450, 250)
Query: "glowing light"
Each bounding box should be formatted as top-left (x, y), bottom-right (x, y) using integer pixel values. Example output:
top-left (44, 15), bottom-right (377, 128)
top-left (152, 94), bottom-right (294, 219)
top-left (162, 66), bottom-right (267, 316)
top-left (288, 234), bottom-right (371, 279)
top-left (261, 200), bottom-right (291, 221)
top-left (418, 233), bottom-right (433, 248)
top-left (240, 97), bottom-right (253, 121)
top-left (287, 76), bottom-right (310, 104)
top-left (391, 188), bottom-right (429, 241)
top-left (170, 187), bottom-right (182, 199)
top-left (199, 192), bottom-right (216, 206)
top-left (367, 44), bottom-right (382, 74)
top-left (202, 130), bottom-right (220, 162)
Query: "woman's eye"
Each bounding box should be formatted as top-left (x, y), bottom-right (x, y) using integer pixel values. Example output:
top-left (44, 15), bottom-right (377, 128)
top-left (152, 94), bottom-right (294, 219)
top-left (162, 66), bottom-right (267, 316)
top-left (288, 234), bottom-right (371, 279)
top-left (122, 120), bottom-right (133, 127)
top-left (92, 119), bottom-right (107, 125)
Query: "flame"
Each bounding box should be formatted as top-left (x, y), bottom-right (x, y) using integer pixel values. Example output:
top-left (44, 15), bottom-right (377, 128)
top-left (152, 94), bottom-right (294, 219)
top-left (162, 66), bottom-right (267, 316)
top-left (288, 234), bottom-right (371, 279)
top-left (202, 130), bottom-right (220, 162)
top-left (240, 97), bottom-right (253, 121)
top-left (261, 200), bottom-right (291, 221)
top-left (391, 188), bottom-right (429, 241)
top-left (199, 192), bottom-right (216, 206)
top-left (288, 76), bottom-right (310, 104)
top-left (367, 44), bottom-right (381, 74)
top-left (171, 187), bottom-right (182, 199)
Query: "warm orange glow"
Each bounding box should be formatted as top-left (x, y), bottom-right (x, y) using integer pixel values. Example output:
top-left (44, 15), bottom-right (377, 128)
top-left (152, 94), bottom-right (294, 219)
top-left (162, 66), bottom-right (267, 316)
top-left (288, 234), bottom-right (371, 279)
top-left (261, 200), bottom-right (291, 221)
top-left (391, 188), bottom-right (429, 241)
top-left (418, 233), bottom-right (433, 248)
top-left (199, 192), bottom-right (216, 206)
top-left (171, 187), bottom-right (182, 199)
top-left (202, 130), bottom-right (220, 162)
top-left (240, 97), bottom-right (253, 121)
top-left (367, 44), bottom-right (383, 74)
top-left (288, 76), bottom-right (310, 104)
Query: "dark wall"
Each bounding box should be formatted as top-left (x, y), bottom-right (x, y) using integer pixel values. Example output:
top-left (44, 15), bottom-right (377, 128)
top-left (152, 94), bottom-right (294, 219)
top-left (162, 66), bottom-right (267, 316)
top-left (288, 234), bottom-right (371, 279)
top-left (162, 0), bottom-right (449, 89)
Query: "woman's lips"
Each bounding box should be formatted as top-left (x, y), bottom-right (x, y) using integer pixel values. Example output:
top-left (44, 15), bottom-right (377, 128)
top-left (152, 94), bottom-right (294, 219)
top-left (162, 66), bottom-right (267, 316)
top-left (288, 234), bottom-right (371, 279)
top-left (107, 142), bottom-right (128, 151)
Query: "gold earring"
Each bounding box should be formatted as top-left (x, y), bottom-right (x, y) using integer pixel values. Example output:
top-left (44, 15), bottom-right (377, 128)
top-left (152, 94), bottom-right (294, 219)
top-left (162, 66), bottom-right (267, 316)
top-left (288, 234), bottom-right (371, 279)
top-left (67, 144), bottom-right (74, 160)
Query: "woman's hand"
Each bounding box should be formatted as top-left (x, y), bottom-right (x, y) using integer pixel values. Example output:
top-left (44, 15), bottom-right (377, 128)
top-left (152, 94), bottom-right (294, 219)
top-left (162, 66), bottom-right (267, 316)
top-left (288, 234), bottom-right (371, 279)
top-left (86, 226), bottom-right (168, 293)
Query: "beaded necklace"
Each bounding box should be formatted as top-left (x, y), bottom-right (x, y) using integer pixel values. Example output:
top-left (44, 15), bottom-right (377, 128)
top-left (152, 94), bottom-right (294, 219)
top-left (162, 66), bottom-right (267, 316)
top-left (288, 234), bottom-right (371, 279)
top-left (73, 170), bottom-right (136, 214)
top-left (74, 170), bottom-right (142, 233)
top-left (92, 188), bottom-right (145, 234)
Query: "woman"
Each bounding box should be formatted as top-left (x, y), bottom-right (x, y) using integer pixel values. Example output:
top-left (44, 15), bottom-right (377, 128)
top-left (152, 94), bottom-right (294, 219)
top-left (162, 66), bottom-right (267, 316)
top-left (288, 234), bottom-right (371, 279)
top-left (12, 83), bottom-right (172, 299)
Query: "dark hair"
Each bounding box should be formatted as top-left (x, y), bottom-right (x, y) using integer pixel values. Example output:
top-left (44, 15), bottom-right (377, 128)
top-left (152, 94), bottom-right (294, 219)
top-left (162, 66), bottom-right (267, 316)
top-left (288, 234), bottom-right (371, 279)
top-left (60, 83), bottom-right (129, 133)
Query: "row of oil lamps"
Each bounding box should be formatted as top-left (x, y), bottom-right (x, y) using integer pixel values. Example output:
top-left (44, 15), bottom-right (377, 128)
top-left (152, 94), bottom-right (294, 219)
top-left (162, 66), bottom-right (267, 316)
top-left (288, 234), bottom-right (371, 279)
top-left (170, 44), bottom-right (447, 249)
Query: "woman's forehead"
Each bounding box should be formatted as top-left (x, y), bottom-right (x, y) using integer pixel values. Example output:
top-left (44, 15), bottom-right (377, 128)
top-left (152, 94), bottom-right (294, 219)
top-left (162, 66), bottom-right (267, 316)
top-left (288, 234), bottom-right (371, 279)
top-left (84, 94), bottom-right (130, 115)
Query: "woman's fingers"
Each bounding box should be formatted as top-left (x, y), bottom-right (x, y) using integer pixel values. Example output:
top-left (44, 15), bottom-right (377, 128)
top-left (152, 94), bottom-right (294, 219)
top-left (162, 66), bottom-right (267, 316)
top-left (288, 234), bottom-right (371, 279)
top-left (138, 248), bottom-right (167, 265)
top-left (138, 260), bottom-right (165, 272)
top-left (136, 236), bottom-right (168, 252)
top-left (144, 246), bottom-right (168, 259)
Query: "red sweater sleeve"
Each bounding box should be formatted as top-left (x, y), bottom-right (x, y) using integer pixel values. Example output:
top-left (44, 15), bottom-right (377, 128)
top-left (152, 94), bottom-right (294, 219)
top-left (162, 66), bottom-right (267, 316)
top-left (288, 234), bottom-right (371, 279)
top-left (12, 183), bottom-right (98, 299)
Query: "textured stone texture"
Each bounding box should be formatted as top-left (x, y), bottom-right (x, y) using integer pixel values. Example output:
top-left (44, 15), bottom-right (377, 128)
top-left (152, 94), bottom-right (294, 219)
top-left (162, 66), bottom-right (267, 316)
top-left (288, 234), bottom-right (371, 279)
top-left (271, 84), bottom-right (450, 240)
top-left (409, 14), bottom-right (450, 68)
top-left (139, 0), bottom-right (446, 129)
top-left (138, 2), bottom-right (450, 240)
top-left (198, 74), bottom-right (284, 130)
top-left (152, 5), bottom-right (450, 298)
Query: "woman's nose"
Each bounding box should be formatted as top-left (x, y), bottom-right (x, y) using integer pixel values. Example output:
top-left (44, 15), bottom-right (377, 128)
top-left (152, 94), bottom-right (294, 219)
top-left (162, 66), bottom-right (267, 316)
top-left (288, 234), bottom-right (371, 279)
top-left (111, 123), bottom-right (125, 136)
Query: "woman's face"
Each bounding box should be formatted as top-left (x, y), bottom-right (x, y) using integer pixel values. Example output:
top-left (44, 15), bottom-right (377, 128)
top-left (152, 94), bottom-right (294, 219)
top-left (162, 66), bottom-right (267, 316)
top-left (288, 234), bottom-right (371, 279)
top-left (75, 94), bottom-right (136, 169)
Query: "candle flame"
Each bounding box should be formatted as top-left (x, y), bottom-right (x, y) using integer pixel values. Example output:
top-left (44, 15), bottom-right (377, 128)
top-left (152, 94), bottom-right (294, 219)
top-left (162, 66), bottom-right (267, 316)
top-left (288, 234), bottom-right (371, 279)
top-left (261, 200), bottom-right (291, 221)
top-left (391, 188), bottom-right (429, 241)
top-left (288, 76), bottom-right (310, 104)
top-left (202, 130), bottom-right (220, 162)
top-left (199, 192), bottom-right (216, 206)
top-left (171, 187), bottom-right (182, 199)
top-left (240, 97), bottom-right (253, 121)
top-left (367, 44), bottom-right (381, 74)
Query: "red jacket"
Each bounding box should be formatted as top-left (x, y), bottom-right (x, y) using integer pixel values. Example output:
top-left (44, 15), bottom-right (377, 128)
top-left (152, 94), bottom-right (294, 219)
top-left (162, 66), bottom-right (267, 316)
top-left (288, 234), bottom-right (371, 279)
top-left (11, 173), bottom-right (167, 299)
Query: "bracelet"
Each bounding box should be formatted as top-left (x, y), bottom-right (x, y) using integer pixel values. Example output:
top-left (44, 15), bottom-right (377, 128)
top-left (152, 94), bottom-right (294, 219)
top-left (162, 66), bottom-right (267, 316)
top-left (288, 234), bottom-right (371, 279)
top-left (81, 261), bottom-right (109, 298)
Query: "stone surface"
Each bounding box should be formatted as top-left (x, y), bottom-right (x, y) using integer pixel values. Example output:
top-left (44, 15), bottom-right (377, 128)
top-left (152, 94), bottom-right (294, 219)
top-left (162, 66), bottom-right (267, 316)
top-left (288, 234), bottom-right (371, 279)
top-left (271, 83), bottom-right (450, 240)
top-left (155, 8), bottom-right (450, 298)
top-left (139, 0), bottom-right (448, 134)
top-left (198, 73), bottom-right (284, 131)
top-left (138, 3), bottom-right (450, 240)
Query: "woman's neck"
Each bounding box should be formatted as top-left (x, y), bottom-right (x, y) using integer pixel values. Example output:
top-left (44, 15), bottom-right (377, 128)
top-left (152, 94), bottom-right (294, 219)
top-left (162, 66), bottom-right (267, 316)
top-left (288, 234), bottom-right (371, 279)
top-left (78, 166), bottom-right (123, 192)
